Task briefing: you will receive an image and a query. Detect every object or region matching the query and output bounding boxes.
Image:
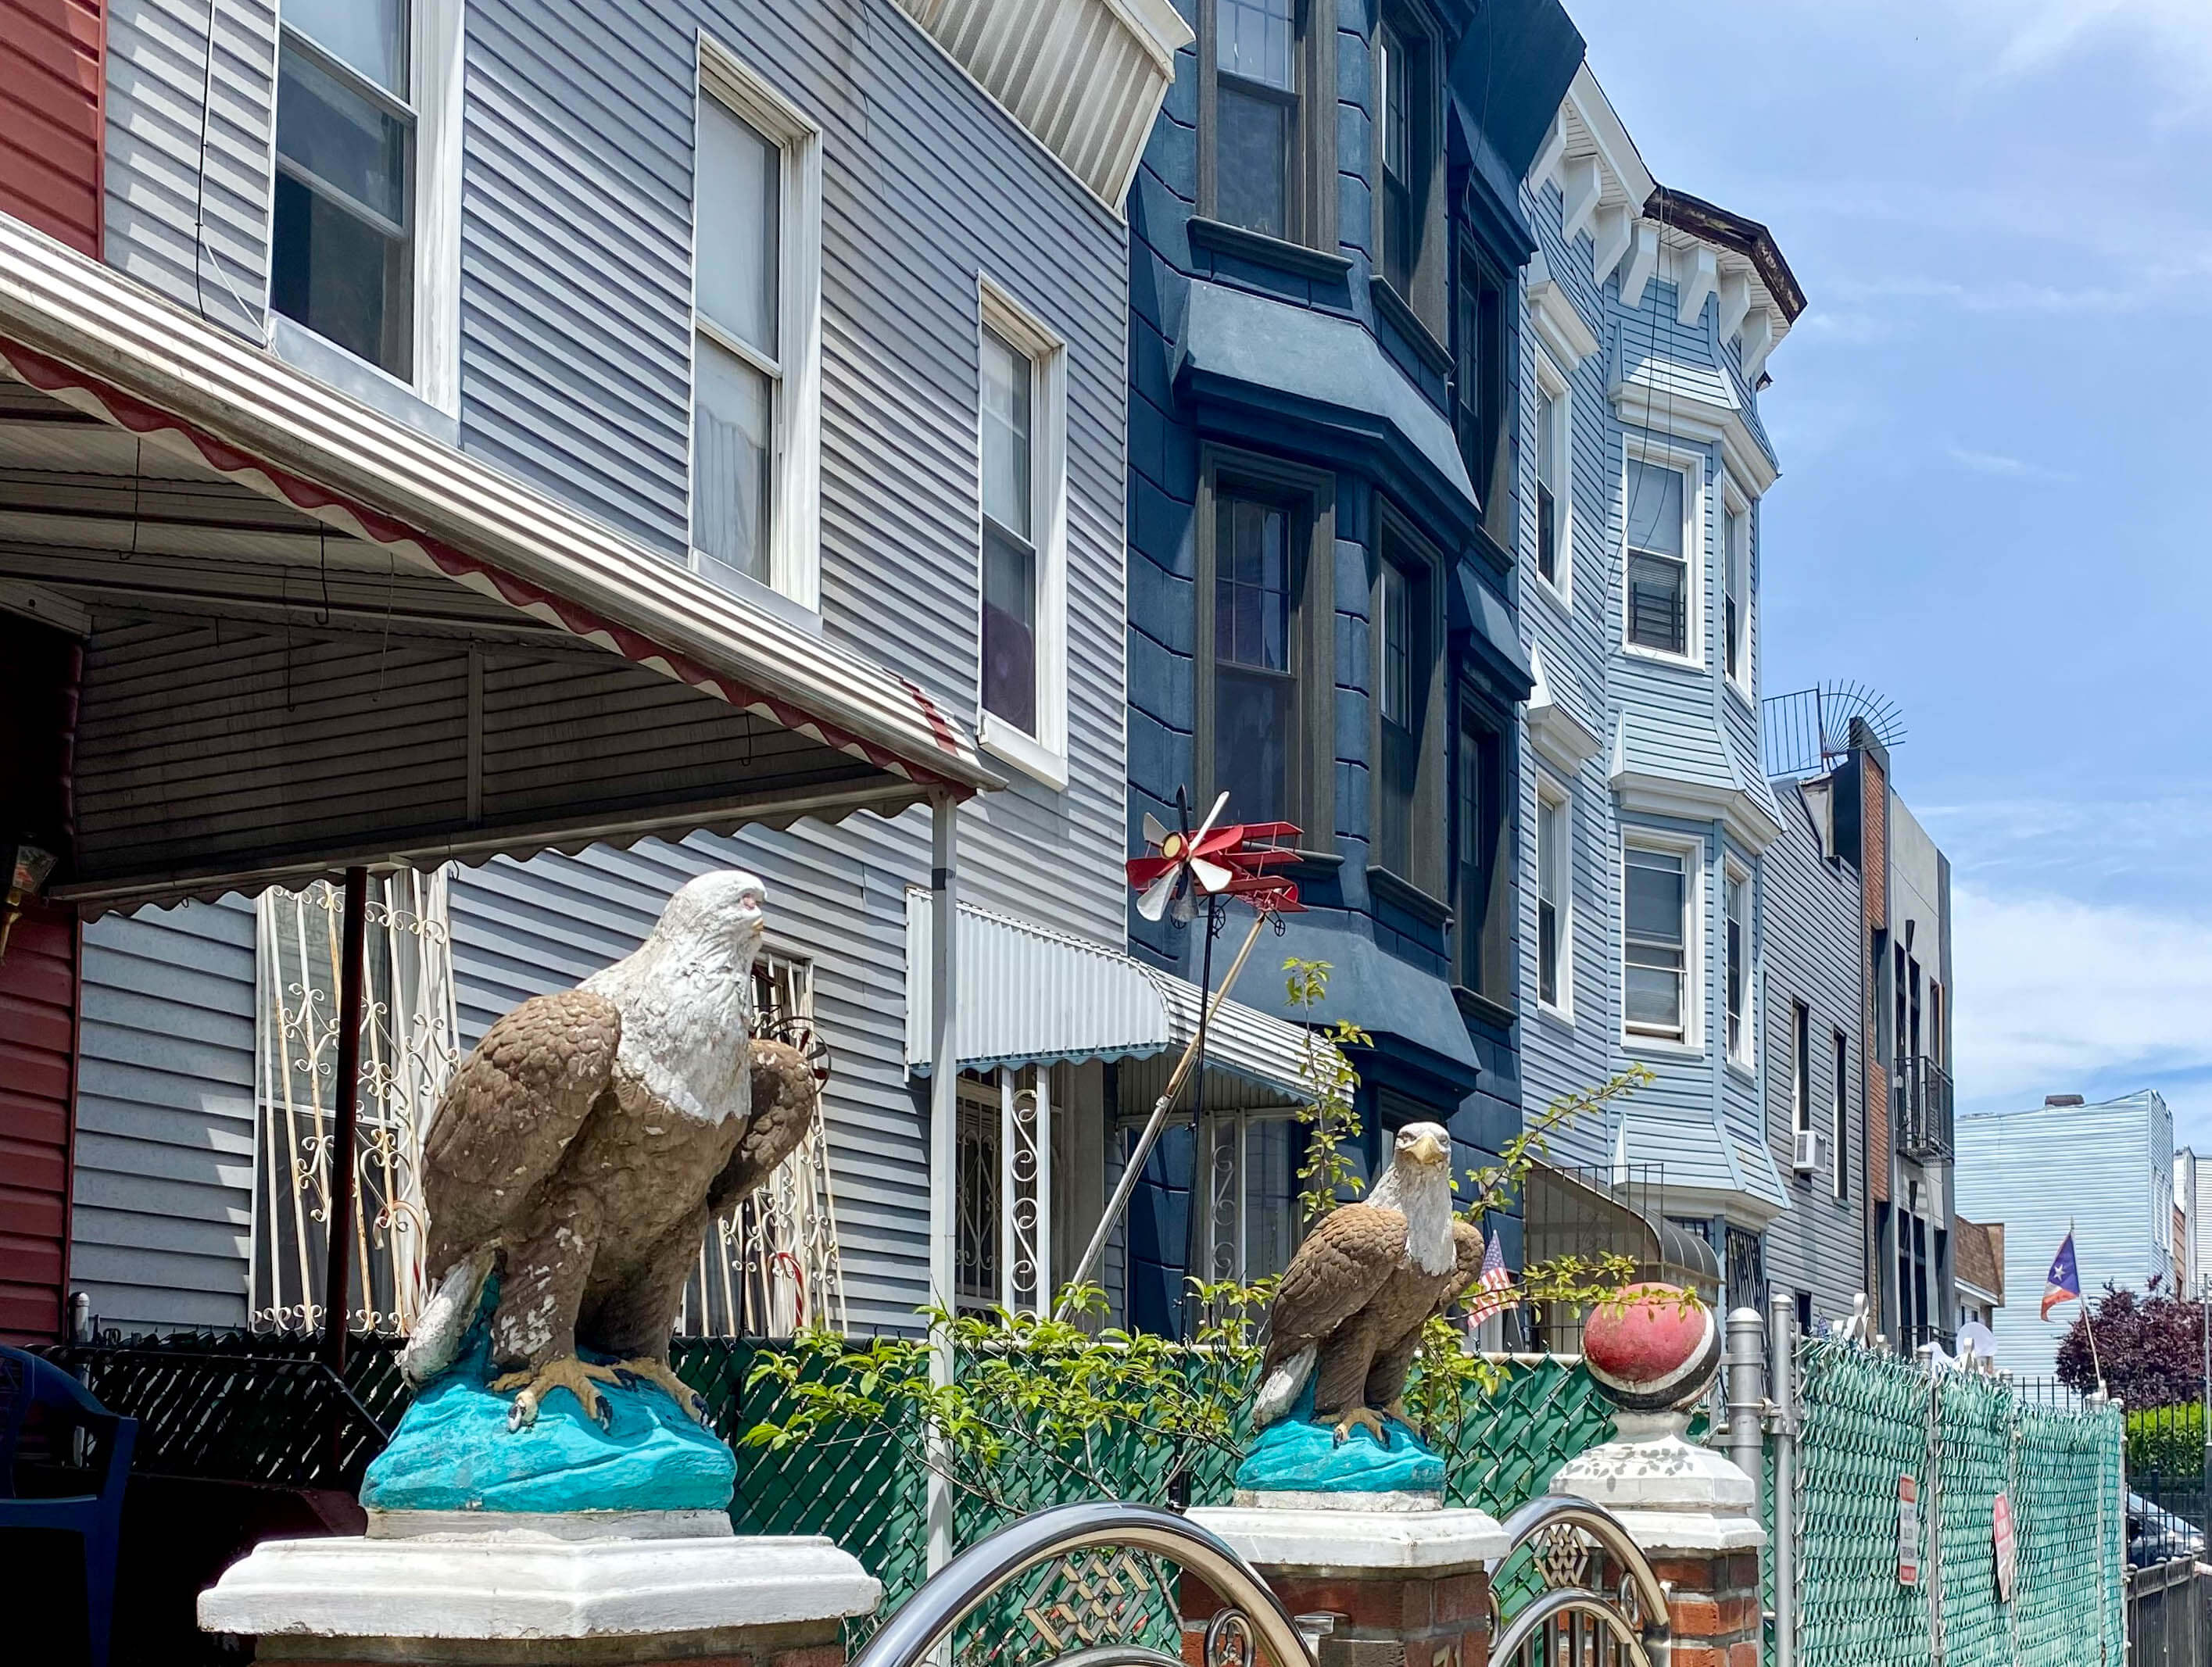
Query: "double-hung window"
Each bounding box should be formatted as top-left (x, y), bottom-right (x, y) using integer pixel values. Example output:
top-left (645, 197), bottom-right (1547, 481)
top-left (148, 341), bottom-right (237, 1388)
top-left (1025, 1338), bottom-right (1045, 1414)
top-left (1724, 867), bottom-right (1751, 1067)
top-left (1455, 707), bottom-right (1506, 999)
top-left (1455, 257), bottom-right (1510, 535)
top-left (975, 287), bottom-right (1069, 778)
top-left (1208, 0), bottom-right (1304, 241)
top-left (1831, 1028), bottom-right (1850, 1199)
top-left (1534, 378), bottom-right (1567, 591)
top-left (1375, 529), bottom-right (1441, 892)
top-left (1624, 845), bottom-right (1689, 1043)
top-left (272, 0), bottom-right (416, 378)
top-left (1536, 785), bottom-right (1570, 1013)
top-left (690, 47), bottom-right (822, 609)
top-left (1624, 458), bottom-right (1689, 656)
top-left (1723, 501), bottom-right (1750, 688)
top-left (1791, 1000), bottom-right (1812, 1133)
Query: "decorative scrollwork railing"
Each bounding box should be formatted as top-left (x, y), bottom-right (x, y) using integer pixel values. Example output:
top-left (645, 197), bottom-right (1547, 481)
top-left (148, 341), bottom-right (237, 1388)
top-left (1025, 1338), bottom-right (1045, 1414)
top-left (1489, 1496), bottom-right (1670, 1666)
top-left (849, 1502), bottom-right (1312, 1667)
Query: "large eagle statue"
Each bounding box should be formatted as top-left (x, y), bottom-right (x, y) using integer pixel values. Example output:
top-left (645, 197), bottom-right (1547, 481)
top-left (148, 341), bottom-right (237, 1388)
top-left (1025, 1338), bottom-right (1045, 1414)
top-left (1253, 1121), bottom-right (1486, 1442)
top-left (396, 870), bottom-right (820, 1429)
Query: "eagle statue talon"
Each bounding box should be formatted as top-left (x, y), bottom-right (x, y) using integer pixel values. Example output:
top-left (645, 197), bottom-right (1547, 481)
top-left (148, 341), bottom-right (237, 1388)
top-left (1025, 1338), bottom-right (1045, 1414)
top-left (612, 1357), bottom-right (711, 1426)
top-left (1333, 1404), bottom-right (1391, 1447)
top-left (491, 1357), bottom-right (622, 1430)
top-left (1381, 1397), bottom-right (1422, 1438)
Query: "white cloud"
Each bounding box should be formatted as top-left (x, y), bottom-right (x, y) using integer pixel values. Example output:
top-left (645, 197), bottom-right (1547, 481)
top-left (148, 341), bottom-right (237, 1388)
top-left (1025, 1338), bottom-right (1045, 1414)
top-left (1981, 0), bottom-right (2212, 81)
top-left (1951, 884), bottom-right (2212, 1112)
top-left (1945, 445), bottom-right (2076, 481)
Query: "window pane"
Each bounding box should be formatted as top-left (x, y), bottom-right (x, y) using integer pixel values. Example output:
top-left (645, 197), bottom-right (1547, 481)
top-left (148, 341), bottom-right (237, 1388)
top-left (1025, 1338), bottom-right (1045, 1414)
top-left (1725, 510), bottom-right (1746, 678)
top-left (696, 97), bottom-right (780, 360)
top-left (982, 522), bottom-right (1036, 732)
top-left (270, 172), bottom-right (409, 374)
top-left (277, 42), bottom-right (410, 227)
top-left (1625, 849), bottom-right (1684, 946)
top-left (693, 334), bottom-right (772, 583)
top-left (1380, 560), bottom-right (1411, 724)
top-left (1625, 460), bottom-right (1683, 557)
top-left (1216, 496), bottom-right (1289, 671)
top-left (1216, 84), bottom-right (1289, 238)
top-left (286, 0), bottom-right (407, 96)
top-left (1219, 0), bottom-right (1295, 89)
top-left (1624, 959), bottom-right (1682, 1032)
top-left (981, 330), bottom-right (1033, 539)
top-left (1725, 879), bottom-right (1744, 1056)
top-left (1215, 666), bottom-right (1291, 825)
top-left (1627, 552), bottom-right (1687, 654)
top-left (1380, 27), bottom-right (1407, 181)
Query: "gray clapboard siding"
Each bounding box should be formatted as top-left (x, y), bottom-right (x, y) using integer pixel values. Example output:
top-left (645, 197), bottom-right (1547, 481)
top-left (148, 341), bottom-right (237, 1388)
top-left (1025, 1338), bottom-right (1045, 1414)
top-left (73, 895), bottom-right (258, 1332)
top-left (104, 0), bottom-right (277, 340)
top-left (1759, 786), bottom-right (1867, 1321)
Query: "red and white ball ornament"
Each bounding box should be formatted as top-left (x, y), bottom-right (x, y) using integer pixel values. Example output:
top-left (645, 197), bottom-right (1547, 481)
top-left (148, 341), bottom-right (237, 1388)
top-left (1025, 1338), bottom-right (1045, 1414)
top-left (1580, 1282), bottom-right (1721, 1413)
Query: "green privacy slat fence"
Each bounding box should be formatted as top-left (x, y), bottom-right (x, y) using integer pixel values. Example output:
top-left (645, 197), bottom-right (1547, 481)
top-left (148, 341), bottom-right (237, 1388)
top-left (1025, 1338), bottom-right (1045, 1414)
top-left (1780, 1339), bottom-right (2125, 1667)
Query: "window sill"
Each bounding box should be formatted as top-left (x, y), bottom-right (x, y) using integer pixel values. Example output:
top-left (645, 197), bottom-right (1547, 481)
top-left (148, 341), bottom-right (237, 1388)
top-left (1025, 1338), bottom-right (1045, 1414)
top-left (978, 713), bottom-right (1068, 792)
top-left (1367, 865), bottom-right (1452, 929)
top-left (1370, 277), bottom-right (1452, 377)
top-left (1534, 572), bottom-right (1573, 613)
top-left (1536, 999), bottom-right (1576, 1032)
top-left (271, 314), bottom-right (459, 446)
top-left (690, 555), bottom-right (823, 635)
top-left (1724, 675), bottom-right (1756, 709)
top-left (1620, 642), bottom-right (1706, 674)
top-left (1623, 1033), bottom-right (1706, 1061)
top-left (1453, 984), bottom-right (1517, 1030)
top-left (1187, 216), bottom-right (1354, 284)
top-left (1726, 1057), bottom-right (1756, 1084)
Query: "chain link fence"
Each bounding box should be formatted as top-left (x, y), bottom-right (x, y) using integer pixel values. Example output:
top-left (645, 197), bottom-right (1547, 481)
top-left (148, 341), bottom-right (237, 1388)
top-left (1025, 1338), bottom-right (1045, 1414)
top-left (1781, 1338), bottom-right (2125, 1667)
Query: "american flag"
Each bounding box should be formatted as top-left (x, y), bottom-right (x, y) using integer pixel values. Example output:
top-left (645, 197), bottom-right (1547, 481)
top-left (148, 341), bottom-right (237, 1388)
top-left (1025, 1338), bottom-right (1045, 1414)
top-left (1462, 1230), bottom-right (1514, 1328)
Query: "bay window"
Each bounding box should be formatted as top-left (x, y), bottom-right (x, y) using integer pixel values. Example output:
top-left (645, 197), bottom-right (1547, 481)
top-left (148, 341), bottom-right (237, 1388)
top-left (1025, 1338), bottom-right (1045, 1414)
top-left (1455, 705), bottom-right (1508, 1001)
top-left (980, 328), bottom-right (1036, 732)
top-left (1625, 458), bottom-right (1688, 656)
top-left (1725, 866), bottom-right (1751, 1066)
top-left (1375, 521), bottom-right (1444, 896)
top-left (272, 0), bottom-right (416, 378)
top-left (1203, 0), bottom-right (1324, 246)
top-left (1624, 844), bottom-right (1689, 1043)
top-left (1534, 371), bottom-right (1568, 592)
top-left (1724, 500), bottom-right (1749, 688)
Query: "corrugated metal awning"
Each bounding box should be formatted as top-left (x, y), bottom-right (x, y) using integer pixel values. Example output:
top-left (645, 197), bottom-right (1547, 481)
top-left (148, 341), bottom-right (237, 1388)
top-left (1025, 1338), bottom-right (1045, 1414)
top-left (904, 892), bottom-right (1326, 1105)
top-left (1612, 1111), bottom-right (1791, 1222)
top-left (0, 216), bottom-right (1000, 912)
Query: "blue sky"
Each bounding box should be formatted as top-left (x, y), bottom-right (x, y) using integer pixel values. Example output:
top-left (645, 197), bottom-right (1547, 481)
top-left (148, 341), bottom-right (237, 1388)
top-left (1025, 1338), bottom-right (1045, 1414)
top-left (1566, 0), bottom-right (2212, 1143)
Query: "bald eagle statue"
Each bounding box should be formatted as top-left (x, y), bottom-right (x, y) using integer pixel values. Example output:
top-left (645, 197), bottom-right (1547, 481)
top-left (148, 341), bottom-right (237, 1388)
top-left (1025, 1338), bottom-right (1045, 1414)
top-left (1253, 1121), bottom-right (1486, 1443)
top-left (396, 870), bottom-right (821, 1430)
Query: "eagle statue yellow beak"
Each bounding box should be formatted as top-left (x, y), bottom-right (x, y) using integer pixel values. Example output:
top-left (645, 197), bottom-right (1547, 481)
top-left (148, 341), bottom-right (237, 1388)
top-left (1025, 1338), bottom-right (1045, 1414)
top-left (1410, 1130), bottom-right (1448, 1166)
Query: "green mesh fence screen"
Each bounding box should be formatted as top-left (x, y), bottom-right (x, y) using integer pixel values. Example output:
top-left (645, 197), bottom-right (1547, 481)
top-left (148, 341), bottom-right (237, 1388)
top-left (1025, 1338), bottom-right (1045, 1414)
top-left (1781, 1339), bottom-right (2124, 1667)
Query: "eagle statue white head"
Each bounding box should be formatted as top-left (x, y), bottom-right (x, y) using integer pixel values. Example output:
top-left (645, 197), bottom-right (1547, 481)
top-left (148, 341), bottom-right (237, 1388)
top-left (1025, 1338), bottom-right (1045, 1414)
top-left (580, 868), bottom-right (767, 1125)
top-left (1367, 1120), bottom-right (1456, 1277)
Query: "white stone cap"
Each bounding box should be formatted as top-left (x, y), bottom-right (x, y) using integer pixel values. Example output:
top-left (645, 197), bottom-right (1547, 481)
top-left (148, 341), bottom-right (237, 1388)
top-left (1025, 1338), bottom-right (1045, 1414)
top-left (1595, 1508), bottom-right (1767, 1554)
top-left (199, 1531), bottom-right (882, 1642)
top-left (1551, 1426), bottom-right (1756, 1515)
top-left (367, 1508), bottom-right (734, 1541)
top-left (1190, 1504), bottom-right (1509, 1574)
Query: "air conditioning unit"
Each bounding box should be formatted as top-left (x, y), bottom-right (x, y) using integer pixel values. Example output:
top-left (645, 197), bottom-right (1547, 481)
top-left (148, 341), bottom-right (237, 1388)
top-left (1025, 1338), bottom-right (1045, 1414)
top-left (1793, 1128), bottom-right (1823, 1175)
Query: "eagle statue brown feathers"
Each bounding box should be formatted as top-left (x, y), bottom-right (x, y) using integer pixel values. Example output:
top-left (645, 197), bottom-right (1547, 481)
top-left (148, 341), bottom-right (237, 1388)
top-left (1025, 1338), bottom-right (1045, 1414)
top-left (1254, 1121), bottom-right (1485, 1443)
top-left (396, 870), bottom-right (820, 1430)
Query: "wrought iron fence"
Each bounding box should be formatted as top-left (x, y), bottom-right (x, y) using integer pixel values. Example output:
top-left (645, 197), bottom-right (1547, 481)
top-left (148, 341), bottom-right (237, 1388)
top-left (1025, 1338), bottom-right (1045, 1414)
top-left (2129, 1556), bottom-right (2211, 1667)
top-left (1891, 1055), bottom-right (1954, 1162)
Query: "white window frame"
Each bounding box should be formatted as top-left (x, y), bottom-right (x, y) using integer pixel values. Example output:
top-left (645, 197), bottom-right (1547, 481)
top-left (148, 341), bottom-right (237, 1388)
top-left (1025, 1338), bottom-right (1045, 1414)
top-left (1831, 1025), bottom-right (1849, 1199)
top-left (1531, 351), bottom-right (1572, 607)
top-left (1721, 478), bottom-right (1753, 701)
top-left (1534, 774), bottom-right (1573, 1021)
top-left (690, 34), bottom-right (824, 614)
top-left (1621, 828), bottom-right (1702, 1053)
top-left (1620, 438), bottom-right (1705, 667)
top-left (1723, 859), bottom-right (1752, 1071)
top-left (973, 277), bottom-right (1070, 789)
top-left (265, 0), bottom-right (464, 421)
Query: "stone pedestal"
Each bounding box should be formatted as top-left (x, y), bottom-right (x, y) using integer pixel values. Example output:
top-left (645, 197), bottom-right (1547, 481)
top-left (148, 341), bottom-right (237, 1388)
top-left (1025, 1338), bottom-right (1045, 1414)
top-left (1182, 1504), bottom-right (1508, 1667)
top-left (1552, 1412), bottom-right (1767, 1667)
top-left (199, 1511), bottom-right (882, 1666)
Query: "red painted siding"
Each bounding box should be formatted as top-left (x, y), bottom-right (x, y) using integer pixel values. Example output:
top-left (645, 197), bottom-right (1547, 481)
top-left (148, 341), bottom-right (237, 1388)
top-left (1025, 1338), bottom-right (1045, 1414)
top-left (0, 0), bottom-right (104, 258)
top-left (0, 898), bottom-right (78, 1344)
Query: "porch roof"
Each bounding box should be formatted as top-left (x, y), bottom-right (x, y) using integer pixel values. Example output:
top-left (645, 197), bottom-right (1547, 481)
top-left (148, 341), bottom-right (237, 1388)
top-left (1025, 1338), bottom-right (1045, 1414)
top-left (0, 216), bottom-right (997, 914)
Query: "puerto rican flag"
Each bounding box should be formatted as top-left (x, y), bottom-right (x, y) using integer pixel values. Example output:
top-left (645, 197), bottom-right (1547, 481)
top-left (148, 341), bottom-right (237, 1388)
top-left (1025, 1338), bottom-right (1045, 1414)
top-left (2042, 1230), bottom-right (2082, 1320)
top-left (1464, 1230), bottom-right (1515, 1327)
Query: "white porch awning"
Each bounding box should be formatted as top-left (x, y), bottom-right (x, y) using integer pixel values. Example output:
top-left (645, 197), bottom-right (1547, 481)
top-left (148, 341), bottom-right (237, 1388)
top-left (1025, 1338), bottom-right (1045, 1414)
top-left (904, 892), bottom-right (1327, 1107)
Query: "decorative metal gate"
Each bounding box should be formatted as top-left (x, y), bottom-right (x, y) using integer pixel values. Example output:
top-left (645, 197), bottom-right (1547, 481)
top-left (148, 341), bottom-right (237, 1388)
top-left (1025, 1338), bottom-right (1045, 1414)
top-left (251, 872), bottom-right (459, 1335)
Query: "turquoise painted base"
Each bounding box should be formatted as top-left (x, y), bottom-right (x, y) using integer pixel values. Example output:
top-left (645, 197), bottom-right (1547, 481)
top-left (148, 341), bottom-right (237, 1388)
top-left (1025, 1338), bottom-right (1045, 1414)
top-left (360, 1282), bottom-right (734, 1515)
top-left (1234, 1379), bottom-right (1444, 1497)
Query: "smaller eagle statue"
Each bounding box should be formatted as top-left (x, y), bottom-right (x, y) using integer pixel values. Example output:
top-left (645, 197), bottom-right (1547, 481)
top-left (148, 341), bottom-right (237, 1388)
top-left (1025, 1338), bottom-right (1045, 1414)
top-left (1253, 1121), bottom-right (1487, 1443)
top-left (397, 870), bottom-right (821, 1430)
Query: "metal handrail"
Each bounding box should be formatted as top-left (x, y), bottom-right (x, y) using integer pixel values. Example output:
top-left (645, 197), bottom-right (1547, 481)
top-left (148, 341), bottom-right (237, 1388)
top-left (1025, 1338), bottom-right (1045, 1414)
top-left (1494, 1495), bottom-right (1673, 1647)
top-left (847, 1501), bottom-right (1314, 1667)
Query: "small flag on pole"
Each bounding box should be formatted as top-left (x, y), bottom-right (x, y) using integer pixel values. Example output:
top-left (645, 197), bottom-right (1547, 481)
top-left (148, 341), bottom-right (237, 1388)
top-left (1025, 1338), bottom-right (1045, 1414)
top-left (2042, 1230), bottom-right (2082, 1320)
top-left (1464, 1230), bottom-right (1514, 1327)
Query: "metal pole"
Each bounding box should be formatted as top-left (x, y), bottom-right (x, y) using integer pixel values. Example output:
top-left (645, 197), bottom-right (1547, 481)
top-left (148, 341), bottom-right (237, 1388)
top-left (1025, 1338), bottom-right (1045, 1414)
top-left (927, 794), bottom-right (960, 1577)
top-left (318, 866), bottom-right (368, 1375)
top-left (1724, 1304), bottom-right (1766, 1513)
top-left (1179, 893), bottom-right (1220, 1338)
top-left (1769, 1290), bottom-right (1798, 1667)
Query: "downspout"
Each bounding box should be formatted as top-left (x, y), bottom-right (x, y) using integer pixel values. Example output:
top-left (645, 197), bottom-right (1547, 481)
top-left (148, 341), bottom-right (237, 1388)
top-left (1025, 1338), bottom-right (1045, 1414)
top-left (927, 792), bottom-right (960, 1576)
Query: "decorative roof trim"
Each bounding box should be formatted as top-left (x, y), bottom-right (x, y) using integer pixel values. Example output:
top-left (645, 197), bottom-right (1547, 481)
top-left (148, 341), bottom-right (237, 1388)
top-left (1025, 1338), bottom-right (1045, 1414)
top-left (1525, 250), bottom-right (1600, 368)
top-left (1610, 374), bottom-right (1779, 498)
top-left (1610, 767), bottom-right (1786, 857)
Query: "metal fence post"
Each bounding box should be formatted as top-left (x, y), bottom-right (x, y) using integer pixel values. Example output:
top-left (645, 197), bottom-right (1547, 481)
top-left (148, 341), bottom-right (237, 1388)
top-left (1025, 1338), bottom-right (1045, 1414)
top-left (1726, 1305), bottom-right (1767, 1513)
top-left (1769, 1290), bottom-right (1798, 1667)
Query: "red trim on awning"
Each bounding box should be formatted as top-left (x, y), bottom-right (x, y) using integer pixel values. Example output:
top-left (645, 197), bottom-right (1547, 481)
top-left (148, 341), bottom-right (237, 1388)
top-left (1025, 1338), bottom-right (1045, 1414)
top-left (1, 339), bottom-right (973, 792)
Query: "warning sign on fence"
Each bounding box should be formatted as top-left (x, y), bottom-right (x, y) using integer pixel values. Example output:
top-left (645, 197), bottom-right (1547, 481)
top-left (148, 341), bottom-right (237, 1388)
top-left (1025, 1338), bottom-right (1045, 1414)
top-left (1898, 1475), bottom-right (1921, 1587)
top-left (1993, 1490), bottom-right (2017, 1601)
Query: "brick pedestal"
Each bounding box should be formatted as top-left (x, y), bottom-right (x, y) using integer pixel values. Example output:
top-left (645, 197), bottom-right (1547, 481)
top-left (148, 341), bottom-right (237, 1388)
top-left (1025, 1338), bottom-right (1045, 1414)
top-left (1183, 1506), bottom-right (1508, 1667)
top-left (199, 1515), bottom-right (879, 1667)
top-left (1552, 1411), bottom-right (1768, 1667)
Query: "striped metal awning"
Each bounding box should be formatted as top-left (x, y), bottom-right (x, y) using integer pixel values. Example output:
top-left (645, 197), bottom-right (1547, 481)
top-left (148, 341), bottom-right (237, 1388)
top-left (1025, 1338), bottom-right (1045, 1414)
top-left (903, 892), bottom-right (1329, 1107)
top-left (0, 216), bottom-right (998, 911)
